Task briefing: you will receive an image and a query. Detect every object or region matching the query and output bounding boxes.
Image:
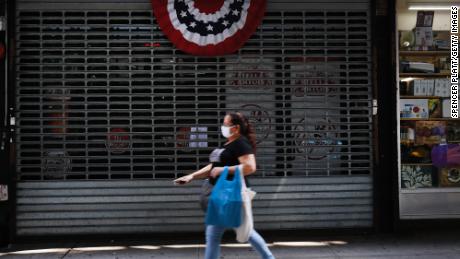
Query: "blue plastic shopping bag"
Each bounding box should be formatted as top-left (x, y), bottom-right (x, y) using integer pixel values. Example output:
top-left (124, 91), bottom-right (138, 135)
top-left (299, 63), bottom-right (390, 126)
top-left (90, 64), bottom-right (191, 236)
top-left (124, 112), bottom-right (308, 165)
top-left (205, 166), bottom-right (243, 227)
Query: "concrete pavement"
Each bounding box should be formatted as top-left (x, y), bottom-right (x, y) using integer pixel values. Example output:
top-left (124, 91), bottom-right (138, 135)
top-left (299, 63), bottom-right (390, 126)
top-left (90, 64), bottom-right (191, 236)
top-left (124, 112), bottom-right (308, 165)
top-left (1, 229), bottom-right (460, 258)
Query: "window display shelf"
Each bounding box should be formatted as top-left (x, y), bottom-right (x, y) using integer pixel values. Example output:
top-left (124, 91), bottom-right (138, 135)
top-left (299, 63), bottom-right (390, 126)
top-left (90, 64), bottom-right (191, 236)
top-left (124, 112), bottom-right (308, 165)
top-left (399, 73), bottom-right (451, 77)
top-left (399, 51), bottom-right (450, 56)
top-left (401, 163), bottom-right (433, 166)
top-left (400, 118), bottom-right (459, 121)
top-left (401, 188), bottom-right (460, 194)
top-left (400, 96), bottom-right (445, 99)
top-left (397, 28), bottom-right (460, 219)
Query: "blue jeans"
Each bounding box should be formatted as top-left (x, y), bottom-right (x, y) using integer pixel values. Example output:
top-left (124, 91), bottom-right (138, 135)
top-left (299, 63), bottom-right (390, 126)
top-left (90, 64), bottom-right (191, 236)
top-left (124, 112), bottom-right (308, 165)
top-left (204, 225), bottom-right (275, 259)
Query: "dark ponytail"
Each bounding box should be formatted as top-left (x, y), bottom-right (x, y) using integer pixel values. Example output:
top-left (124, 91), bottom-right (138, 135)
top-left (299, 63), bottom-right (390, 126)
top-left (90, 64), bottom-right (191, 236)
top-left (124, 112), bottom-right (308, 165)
top-left (228, 112), bottom-right (257, 153)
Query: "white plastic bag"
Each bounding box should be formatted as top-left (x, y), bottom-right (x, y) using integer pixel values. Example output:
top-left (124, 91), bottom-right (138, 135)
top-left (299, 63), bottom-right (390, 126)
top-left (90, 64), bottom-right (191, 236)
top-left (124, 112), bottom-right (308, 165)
top-left (234, 165), bottom-right (256, 243)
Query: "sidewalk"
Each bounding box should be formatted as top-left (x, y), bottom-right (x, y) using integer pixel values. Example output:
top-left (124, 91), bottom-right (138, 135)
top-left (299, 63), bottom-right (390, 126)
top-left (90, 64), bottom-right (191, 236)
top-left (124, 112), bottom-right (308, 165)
top-left (1, 229), bottom-right (460, 258)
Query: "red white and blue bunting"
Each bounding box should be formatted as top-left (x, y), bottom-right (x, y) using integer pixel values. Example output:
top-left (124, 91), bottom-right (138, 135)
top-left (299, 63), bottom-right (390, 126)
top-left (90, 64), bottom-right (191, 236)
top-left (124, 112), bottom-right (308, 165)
top-left (151, 0), bottom-right (266, 56)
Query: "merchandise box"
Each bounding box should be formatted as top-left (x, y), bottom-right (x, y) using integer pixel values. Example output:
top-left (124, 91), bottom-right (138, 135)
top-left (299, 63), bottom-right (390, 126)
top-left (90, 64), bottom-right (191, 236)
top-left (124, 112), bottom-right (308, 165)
top-left (428, 99), bottom-right (441, 118)
top-left (434, 79), bottom-right (450, 97)
top-left (439, 167), bottom-right (460, 187)
top-left (399, 80), bottom-right (413, 96)
top-left (415, 27), bottom-right (433, 49)
top-left (413, 80), bottom-right (424, 96)
top-left (416, 11), bottom-right (434, 27)
top-left (400, 99), bottom-right (429, 118)
top-left (401, 164), bottom-right (434, 188)
top-left (447, 121), bottom-right (460, 142)
top-left (433, 31), bottom-right (450, 50)
top-left (442, 99), bottom-right (451, 118)
top-left (400, 61), bottom-right (434, 73)
top-left (426, 79), bottom-right (435, 96)
top-left (401, 144), bottom-right (432, 163)
top-left (415, 120), bottom-right (446, 145)
top-left (414, 79), bottom-right (425, 96)
top-left (400, 121), bottom-right (416, 144)
top-left (414, 79), bottom-right (435, 96)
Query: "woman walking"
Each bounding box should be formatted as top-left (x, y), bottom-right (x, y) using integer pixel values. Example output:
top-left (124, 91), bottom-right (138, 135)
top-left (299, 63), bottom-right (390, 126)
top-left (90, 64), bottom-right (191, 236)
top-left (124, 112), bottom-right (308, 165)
top-left (174, 112), bottom-right (275, 259)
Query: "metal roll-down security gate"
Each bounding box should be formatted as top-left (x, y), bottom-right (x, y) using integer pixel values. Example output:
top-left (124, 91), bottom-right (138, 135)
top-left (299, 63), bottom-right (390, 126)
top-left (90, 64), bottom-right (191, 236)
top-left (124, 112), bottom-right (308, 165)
top-left (13, 0), bottom-right (373, 235)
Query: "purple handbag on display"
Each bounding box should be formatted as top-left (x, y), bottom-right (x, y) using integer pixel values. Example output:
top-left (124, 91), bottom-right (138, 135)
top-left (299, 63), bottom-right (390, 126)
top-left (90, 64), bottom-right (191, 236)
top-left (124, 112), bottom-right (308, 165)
top-left (431, 144), bottom-right (460, 168)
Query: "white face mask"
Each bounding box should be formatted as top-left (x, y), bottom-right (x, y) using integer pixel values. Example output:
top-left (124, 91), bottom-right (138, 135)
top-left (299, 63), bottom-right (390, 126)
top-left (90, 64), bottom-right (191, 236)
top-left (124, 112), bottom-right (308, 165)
top-left (221, 125), bottom-right (235, 138)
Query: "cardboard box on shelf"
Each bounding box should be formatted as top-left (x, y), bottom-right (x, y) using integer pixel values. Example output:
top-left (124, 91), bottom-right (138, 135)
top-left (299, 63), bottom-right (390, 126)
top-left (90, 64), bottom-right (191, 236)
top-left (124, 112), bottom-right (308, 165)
top-left (415, 120), bottom-right (446, 145)
top-left (401, 144), bottom-right (432, 163)
top-left (439, 167), bottom-right (460, 187)
top-left (413, 80), bottom-right (422, 96)
top-left (433, 31), bottom-right (451, 50)
top-left (400, 99), bottom-right (429, 118)
top-left (442, 99), bottom-right (451, 118)
top-left (447, 121), bottom-right (460, 142)
top-left (426, 79), bottom-right (435, 96)
top-left (416, 11), bottom-right (434, 27)
top-left (400, 80), bottom-right (413, 96)
top-left (414, 79), bottom-right (435, 96)
top-left (400, 61), bottom-right (435, 73)
top-left (415, 27), bottom-right (433, 49)
top-left (438, 56), bottom-right (451, 73)
top-left (428, 99), bottom-right (442, 118)
top-left (400, 121), bottom-right (416, 144)
top-left (401, 164), bottom-right (434, 188)
top-left (434, 79), bottom-right (450, 97)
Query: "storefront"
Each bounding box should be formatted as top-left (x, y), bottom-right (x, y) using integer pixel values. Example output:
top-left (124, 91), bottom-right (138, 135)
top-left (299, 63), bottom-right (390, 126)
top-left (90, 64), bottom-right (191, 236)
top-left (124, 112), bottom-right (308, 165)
top-left (396, 0), bottom-right (460, 219)
top-left (2, 0), bottom-right (380, 238)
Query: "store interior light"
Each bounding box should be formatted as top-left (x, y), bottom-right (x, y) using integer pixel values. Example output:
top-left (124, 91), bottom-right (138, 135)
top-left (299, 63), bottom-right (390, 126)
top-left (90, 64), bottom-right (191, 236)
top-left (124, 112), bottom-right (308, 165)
top-left (408, 2), bottom-right (455, 10)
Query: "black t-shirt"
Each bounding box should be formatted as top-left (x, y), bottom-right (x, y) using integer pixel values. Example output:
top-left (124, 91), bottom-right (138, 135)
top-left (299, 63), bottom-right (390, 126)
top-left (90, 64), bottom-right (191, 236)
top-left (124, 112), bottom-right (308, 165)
top-left (209, 136), bottom-right (253, 185)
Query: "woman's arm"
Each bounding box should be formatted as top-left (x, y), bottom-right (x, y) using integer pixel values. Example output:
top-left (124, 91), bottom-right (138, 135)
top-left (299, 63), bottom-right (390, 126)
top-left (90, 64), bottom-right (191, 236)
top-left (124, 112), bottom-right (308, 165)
top-left (174, 163), bottom-right (213, 185)
top-left (210, 154), bottom-right (256, 178)
top-left (191, 163), bottom-right (213, 179)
